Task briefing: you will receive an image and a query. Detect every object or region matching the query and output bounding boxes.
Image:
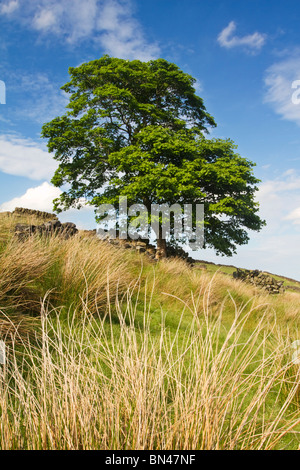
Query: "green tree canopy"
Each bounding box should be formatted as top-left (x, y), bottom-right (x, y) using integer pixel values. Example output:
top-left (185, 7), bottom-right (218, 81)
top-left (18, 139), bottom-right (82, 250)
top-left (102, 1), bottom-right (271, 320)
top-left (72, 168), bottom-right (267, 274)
top-left (41, 55), bottom-right (265, 256)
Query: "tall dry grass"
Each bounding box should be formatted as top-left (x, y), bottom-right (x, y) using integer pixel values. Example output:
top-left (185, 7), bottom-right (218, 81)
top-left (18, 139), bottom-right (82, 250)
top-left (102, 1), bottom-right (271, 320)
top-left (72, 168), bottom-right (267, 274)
top-left (0, 284), bottom-right (299, 450)
top-left (0, 231), bottom-right (132, 345)
top-left (45, 235), bottom-right (132, 313)
top-left (0, 237), bottom-right (52, 341)
top-left (0, 232), bottom-right (131, 311)
top-left (0, 237), bottom-right (51, 308)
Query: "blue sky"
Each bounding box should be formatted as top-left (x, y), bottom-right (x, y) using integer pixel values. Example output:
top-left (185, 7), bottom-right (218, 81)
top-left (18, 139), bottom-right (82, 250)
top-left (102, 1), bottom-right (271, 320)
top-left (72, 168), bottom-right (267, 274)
top-left (1, 0), bottom-right (300, 279)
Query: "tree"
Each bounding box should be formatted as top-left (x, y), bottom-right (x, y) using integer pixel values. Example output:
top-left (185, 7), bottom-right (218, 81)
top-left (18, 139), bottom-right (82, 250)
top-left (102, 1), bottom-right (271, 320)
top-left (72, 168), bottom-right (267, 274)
top-left (41, 55), bottom-right (265, 257)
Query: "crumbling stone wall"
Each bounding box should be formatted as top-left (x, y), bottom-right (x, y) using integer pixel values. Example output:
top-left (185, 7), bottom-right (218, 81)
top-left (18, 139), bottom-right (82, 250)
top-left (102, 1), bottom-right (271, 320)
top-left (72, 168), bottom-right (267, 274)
top-left (97, 234), bottom-right (195, 263)
top-left (233, 268), bottom-right (285, 294)
top-left (12, 208), bottom-right (59, 220)
top-left (103, 236), bottom-right (161, 260)
top-left (14, 219), bottom-right (78, 241)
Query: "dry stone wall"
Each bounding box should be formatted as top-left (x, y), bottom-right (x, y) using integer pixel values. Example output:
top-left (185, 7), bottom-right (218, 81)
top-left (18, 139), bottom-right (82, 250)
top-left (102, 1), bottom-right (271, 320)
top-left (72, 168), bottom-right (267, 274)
top-left (97, 234), bottom-right (195, 263)
top-left (14, 219), bottom-right (78, 241)
top-left (233, 268), bottom-right (285, 294)
top-left (12, 208), bottom-right (59, 220)
top-left (103, 236), bottom-right (163, 261)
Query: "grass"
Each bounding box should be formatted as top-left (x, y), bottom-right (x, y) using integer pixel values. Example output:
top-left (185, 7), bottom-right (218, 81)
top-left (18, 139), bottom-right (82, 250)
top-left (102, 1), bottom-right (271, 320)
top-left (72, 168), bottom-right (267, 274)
top-left (1, 288), bottom-right (300, 450)
top-left (0, 211), bottom-right (300, 449)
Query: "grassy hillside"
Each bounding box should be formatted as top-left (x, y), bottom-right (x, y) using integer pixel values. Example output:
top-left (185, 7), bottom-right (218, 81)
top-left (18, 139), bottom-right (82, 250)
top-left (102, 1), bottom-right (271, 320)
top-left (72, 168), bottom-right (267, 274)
top-left (194, 259), bottom-right (300, 292)
top-left (0, 210), bottom-right (300, 450)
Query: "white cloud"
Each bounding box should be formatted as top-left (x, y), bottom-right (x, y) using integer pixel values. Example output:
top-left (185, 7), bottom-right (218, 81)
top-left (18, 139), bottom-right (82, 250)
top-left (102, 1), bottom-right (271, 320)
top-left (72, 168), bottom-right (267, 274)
top-left (285, 207), bottom-right (300, 223)
top-left (0, 134), bottom-right (57, 180)
top-left (218, 21), bottom-right (266, 51)
top-left (0, 70), bottom-right (69, 124)
top-left (96, 0), bottom-right (160, 61)
top-left (0, 182), bottom-right (61, 212)
top-left (31, 0), bottom-right (99, 42)
top-left (193, 79), bottom-right (203, 94)
top-left (264, 55), bottom-right (300, 126)
top-left (16, 72), bottom-right (69, 124)
top-left (0, 0), bottom-right (160, 60)
top-left (0, 0), bottom-right (19, 15)
top-left (257, 171), bottom-right (300, 230)
top-left (0, 182), bottom-right (96, 229)
top-left (33, 8), bottom-right (57, 31)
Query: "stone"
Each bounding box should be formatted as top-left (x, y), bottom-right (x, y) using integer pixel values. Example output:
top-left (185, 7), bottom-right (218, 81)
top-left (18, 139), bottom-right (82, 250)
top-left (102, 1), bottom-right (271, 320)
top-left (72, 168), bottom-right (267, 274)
top-left (136, 241), bottom-right (147, 247)
top-left (12, 207), bottom-right (58, 220)
top-left (197, 264), bottom-right (207, 270)
top-left (233, 268), bottom-right (285, 294)
top-left (14, 218), bottom-right (78, 241)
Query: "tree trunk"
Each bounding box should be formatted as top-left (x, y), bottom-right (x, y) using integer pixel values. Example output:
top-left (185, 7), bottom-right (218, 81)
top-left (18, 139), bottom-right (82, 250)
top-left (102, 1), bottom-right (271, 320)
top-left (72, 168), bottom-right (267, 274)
top-left (157, 224), bottom-right (167, 258)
